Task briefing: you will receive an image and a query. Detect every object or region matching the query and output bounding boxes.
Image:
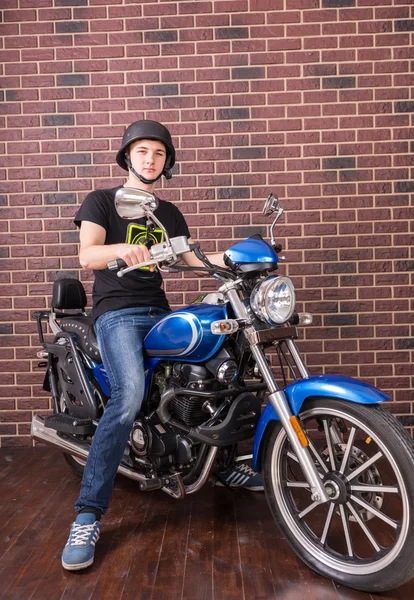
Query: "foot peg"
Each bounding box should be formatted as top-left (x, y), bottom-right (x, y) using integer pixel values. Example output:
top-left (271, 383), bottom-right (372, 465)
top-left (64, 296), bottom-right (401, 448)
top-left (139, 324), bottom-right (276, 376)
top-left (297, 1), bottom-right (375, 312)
top-left (44, 413), bottom-right (95, 435)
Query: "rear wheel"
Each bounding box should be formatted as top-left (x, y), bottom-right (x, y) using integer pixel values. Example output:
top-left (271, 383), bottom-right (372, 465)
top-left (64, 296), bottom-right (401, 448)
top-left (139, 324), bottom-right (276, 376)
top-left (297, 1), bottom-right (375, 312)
top-left (63, 452), bottom-right (86, 478)
top-left (263, 398), bottom-right (414, 592)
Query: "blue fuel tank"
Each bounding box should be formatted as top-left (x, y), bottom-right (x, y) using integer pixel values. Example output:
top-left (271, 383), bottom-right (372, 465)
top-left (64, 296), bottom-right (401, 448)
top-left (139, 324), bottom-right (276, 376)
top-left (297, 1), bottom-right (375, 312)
top-left (143, 302), bottom-right (228, 362)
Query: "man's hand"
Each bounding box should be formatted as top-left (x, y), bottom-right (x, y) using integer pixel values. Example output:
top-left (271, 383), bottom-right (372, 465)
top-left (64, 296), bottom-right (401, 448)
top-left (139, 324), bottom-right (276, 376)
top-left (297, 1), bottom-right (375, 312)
top-left (117, 243), bottom-right (152, 268)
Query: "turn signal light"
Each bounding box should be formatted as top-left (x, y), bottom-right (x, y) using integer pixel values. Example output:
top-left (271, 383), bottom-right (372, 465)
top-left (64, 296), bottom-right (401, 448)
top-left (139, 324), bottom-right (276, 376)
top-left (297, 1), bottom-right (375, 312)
top-left (290, 415), bottom-right (309, 447)
top-left (211, 319), bottom-right (239, 335)
top-left (297, 312), bottom-right (313, 326)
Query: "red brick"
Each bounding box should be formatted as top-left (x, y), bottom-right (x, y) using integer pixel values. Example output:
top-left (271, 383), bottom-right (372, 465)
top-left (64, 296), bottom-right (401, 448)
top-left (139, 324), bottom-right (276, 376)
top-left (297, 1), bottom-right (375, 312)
top-left (179, 2), bottom-right (212, 14)
top-left (1, 0), bottom-right (414, 441)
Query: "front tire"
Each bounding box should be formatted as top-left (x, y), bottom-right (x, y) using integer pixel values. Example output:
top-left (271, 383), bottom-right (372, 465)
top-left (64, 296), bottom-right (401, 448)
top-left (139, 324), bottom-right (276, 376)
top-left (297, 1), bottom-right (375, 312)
top-left (263, 398), bottom-right (414, 592)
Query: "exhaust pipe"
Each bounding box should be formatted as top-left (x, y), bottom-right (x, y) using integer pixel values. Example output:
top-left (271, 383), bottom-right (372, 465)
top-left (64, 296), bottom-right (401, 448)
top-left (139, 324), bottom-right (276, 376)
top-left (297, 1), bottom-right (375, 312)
top-left (31, 415), bottom-right (147, 484)
top-left (31, 415), bottom-right (218, 495)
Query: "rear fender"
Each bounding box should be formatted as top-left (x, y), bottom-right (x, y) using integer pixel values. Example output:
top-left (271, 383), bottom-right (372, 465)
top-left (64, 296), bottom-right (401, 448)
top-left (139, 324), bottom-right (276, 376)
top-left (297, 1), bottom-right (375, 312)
top-left (252, 375), bottom-right (389, 471)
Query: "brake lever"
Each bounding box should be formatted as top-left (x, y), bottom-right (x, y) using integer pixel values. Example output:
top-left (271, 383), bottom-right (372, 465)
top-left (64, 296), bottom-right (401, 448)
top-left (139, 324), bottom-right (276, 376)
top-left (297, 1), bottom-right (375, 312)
top-left (116, 259), bottom-right (158, 277)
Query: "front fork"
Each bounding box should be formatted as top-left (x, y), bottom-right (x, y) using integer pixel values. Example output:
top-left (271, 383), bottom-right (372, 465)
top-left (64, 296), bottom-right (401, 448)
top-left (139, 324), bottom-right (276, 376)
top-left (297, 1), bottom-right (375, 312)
top-left (223, 283), bottom-right (330, 504)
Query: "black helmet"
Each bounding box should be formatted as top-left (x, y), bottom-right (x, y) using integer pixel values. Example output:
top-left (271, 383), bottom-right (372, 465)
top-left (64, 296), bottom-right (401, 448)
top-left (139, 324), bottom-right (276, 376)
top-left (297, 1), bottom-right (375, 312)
top-left (116, 120), bottom-right (176, 175)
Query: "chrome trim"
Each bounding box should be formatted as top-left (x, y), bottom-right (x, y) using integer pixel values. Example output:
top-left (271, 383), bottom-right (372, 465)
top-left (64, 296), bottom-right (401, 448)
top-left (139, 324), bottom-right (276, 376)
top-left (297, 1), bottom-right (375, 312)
top-left (184, 446), bottom-right (218, 494)
top-left (31, 415), bottom-right (147, 484)
top-left (250, 276), bottom-right (295, 325)
top-left (285, 339), bottom-right (310, 379)
top-left (266, 387), bottom-right (329, 504)
top-left (49, 312), bottom-right (62, 336)
top-left (32, 415), bottom-right (219, 496)
top-left (161, 473), bottom-right (185, 499)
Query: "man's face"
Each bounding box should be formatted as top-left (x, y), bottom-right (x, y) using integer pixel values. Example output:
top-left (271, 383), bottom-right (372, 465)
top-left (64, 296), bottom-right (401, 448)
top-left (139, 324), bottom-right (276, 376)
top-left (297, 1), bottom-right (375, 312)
top-left (127, 138), bottom-right (167, 179)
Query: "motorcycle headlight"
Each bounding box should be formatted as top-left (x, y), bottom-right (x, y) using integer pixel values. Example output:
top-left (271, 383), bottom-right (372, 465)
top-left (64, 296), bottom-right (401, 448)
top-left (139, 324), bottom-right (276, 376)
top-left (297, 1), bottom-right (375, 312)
top-left (250, 276), bottom-right (295, 324)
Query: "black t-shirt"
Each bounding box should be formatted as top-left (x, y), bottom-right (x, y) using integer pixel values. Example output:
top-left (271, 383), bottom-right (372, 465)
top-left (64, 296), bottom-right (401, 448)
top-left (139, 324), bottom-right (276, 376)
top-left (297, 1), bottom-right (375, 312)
top-left (74, 186), bottom-right (191, 320)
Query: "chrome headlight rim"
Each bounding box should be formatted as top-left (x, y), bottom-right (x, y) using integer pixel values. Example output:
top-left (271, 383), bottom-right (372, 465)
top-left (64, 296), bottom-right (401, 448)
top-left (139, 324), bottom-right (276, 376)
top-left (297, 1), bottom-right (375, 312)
top-left (250, 275), bottom-right (296, 325)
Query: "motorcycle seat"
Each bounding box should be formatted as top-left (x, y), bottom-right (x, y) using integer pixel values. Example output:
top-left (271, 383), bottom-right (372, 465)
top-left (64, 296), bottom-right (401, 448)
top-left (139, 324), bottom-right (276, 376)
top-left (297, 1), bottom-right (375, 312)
top-left (60, 316), bottom-right (102, 363)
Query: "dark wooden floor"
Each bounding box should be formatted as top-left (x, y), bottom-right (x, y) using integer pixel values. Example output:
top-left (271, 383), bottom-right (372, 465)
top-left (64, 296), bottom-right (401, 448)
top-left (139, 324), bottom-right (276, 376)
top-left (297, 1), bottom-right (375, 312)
top-left (1, 447), bottom-right (413, 600)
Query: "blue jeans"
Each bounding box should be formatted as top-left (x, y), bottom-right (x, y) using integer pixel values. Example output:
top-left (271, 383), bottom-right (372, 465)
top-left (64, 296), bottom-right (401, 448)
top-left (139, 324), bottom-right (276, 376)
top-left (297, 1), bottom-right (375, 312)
top-left (74, 306), bottom-right (168, 514)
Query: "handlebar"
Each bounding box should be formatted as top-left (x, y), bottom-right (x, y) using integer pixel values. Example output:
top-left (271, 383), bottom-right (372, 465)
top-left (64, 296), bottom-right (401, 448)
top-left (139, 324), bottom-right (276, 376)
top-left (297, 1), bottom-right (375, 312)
top-left (107, 236), bottom-right (190, 277)
top-left (106, 239), bottom-right (236, 281)
top-left (107, 243), bottom-right (203, 272)
top-left (108, 258), bottom-right (128, 271)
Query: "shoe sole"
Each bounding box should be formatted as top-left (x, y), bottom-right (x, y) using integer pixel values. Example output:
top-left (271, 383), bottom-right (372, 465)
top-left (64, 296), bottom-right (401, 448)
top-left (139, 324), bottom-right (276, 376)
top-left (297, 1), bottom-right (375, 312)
top-left (62, 556), bottom-right (94, 571)
top-left (215, 482), bottom-right (264, 491)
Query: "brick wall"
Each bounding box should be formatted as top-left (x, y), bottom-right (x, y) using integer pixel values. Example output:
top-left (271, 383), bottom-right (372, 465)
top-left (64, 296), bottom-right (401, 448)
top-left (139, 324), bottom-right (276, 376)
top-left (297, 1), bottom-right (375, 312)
top-left (1, 0), bottom-right (413, 446)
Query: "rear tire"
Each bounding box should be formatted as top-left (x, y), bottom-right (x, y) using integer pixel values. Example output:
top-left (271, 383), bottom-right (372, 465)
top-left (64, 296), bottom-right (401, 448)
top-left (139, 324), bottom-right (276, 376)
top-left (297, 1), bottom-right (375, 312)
top-left (63, 452), bottom-right (86, 478)
top-left (263, 398), bottom-right (414, 592)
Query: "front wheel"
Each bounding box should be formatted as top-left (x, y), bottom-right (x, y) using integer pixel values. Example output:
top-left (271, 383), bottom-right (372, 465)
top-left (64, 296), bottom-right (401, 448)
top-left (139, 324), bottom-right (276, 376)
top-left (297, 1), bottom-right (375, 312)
top-left (263, 398), bottom-right (414, 592)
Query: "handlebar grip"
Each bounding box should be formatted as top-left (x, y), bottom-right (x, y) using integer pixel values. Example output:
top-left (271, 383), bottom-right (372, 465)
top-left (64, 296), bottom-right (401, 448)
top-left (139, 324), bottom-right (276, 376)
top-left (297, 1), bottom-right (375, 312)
top-left (107, 258), bottom-right (128, 271)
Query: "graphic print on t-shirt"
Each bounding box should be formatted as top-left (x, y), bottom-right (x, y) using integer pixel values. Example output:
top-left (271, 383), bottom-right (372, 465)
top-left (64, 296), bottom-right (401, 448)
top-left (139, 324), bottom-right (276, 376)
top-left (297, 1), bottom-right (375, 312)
top-left (126, 223), bottom-right (165, 270)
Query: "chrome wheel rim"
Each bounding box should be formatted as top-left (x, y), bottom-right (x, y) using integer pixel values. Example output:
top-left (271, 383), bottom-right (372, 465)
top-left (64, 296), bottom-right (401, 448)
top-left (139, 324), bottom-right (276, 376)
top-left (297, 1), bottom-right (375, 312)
top-left (270, 406), bottom-right (409, 575)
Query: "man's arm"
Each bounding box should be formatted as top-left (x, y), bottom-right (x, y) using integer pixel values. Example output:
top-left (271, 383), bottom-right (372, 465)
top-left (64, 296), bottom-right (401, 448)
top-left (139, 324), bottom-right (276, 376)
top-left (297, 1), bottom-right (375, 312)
top-left (181, 237), bottom-right (226, 270)
top-left (79, 221), bottom-right (152, 270)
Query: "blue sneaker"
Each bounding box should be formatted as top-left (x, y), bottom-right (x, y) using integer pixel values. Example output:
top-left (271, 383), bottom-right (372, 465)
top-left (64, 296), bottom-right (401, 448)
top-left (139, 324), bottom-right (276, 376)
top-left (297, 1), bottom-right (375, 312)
top-left (62, 512), bottom-right (101, 571)
top-left (215, 460), bottom-right (264, 491)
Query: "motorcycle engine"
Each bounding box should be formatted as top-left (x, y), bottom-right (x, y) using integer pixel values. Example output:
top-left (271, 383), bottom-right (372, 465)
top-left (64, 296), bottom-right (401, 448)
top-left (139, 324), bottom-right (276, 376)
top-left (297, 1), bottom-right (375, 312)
top-left (169, 363), bottom-right (226, 427)
top-left (168, 349), bottom-right (238, 428)
top-left (130, 419), bottom-right (193, 467)
top-left (169, 363), bottom-right (212, 427)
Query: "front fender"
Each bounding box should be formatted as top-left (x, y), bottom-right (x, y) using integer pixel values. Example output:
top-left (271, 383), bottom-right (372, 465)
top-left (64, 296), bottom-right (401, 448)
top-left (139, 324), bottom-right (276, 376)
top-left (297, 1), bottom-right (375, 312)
top-left (252, 375), bottom-right (389, 471)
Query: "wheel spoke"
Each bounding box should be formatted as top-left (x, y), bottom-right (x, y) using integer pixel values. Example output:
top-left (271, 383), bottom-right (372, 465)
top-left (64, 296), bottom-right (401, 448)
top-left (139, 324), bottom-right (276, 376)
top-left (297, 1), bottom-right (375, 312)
top-left (350, 484), bottom-right (399, 494)
top-left (298, 500), bottom-right (319, 519)
top-left (339, 504), bottom-right (354, 557)
top-left (339, 426), bottom-right (356, 475)
top-left (346, 451), bottom-right (383, 483)
top-left (350, 494), bottom-right (398, 529)
top-left (320, 502), bottom-right (335, 546)
top-left (286, 481), bottom-right (310, 489)
top-left (287, 450), bottom-right (299, 463)
top-left (308, 439), bottom-right (329, 474)
top-left (322, 419), bottom-right (336, 470)
top-left (346, 501), bottom-right (381, 553)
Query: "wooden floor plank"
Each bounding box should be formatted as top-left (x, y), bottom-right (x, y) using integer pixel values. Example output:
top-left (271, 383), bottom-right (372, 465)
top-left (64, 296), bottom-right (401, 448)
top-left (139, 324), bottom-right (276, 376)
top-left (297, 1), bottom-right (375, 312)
top-left (2, 447), bottom-right (414, 600)
top-left (334, 584), bottom-right (374, 600)
top-left (81, 479), bottom-right (153, 600)
top-left (0, 448), bottom-right (54, 513)
top-left (1, 474), bottom-right (77, 600)
top-left (0, 470), bottom-right (77, 594)
top-left (55, 475), bottom-right (148, 600)
top-left (149, 496), bottom-right (192, 600)
top-left (259, 492), bottom-right (341, 600)
top-left (0, 447), bottom-right (39, 481)
top-left (24, 480), bottom-right (81, 600)
top-left (116, 490), bottom-right (171, 600)
top-left (0, 452), bottom-right (72, 563)
top-left (181, 487), bottom-right (215, 600)
top-left (211, 488), bottom-right (244, 600)
top-left (233, 490), bottom-right (277, 600)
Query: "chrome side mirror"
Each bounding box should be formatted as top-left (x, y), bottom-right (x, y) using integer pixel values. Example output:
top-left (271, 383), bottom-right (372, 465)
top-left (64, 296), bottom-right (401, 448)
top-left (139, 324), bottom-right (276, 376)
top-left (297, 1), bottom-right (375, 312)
top-left (114, 187), bottom-right (159, 219)
top-left (262, 193), bottom-right (280, 216)
top-left (263, 192), bottom-right (284, 248)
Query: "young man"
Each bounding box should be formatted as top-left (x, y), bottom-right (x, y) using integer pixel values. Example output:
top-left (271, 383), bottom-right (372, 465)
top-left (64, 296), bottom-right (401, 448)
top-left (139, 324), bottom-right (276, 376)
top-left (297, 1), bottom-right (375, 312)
top-left (62, 120), bottom-right (262, 572)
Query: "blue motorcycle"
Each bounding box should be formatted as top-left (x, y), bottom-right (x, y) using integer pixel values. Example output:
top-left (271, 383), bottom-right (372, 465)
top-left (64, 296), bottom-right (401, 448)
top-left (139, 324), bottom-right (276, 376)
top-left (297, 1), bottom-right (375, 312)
top-left (32, 189), bottom-right (414, 592)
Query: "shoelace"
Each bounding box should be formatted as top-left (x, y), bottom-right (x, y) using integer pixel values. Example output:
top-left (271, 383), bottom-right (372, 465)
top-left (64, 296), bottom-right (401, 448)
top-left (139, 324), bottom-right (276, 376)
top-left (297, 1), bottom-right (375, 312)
top-left (69, 523), bottom-right (99, 546)
top-left (224, 464), bottom-right (259, 487)
top-left (235, 463), bottom-right (257, 476)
